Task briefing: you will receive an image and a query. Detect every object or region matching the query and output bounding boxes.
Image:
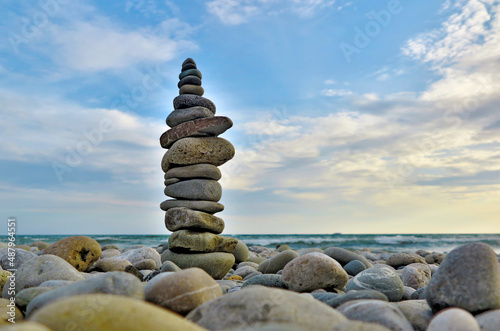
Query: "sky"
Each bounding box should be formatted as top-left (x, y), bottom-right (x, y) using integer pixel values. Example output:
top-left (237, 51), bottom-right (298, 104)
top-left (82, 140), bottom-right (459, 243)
top-left (1, 0), bottom-right (499, 235)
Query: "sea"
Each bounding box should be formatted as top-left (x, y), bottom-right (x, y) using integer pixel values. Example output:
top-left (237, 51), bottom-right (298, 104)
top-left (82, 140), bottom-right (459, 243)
top-left (11, 233), bottom-right (500, 254)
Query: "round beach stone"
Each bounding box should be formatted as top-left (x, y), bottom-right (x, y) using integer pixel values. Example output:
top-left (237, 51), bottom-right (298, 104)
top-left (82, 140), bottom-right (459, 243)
top-left (178, 75), bottom-right (202, 88)
top-left (386, 253), bottom-right (426, 269)
top-left (476, 309), bottom-right (500, 331)
top-left (346, 265), bottom-right (405, 302)
top-left (160, 116), bottom-right (233, 149)
top-left (164, 179), bottom-right (222, 201)
top-left (322, 290), bottom-right (388, 308)
top-left (186, 286), bottom-right (347, 330)
top-left (165, 163), bottom-right (221, 180)
top-left (233, 266), bottom-right (257, 278)
top-left (180, 84), bottom-right (204, 96)
top-left (258, 250), bottom-right (300, 274)
top-left (160, 260), bottom-right (182, 272)
top-left (242, 274), bottom-right (287, 289)
top-left (161, 250), bottom-right (235, 279)
top-left (168, 230), bottom-right (238, 253)
top-left (42, 236), bottom-right (102, 272)
top-left (179, 68), bottom-right (202, 80)
top-left (145, 267), bottom-right (222, 315)
top-left (401, 263), bottom-right (431, 290)
top-left (323, 247), bottom-right (373, 269)
top-left (425, 242), bottom-right (500, 314)
top-left (0, 248), bottom-right (37, 270)
top-left (132, 259), bottom-right (157, 270)
top-left (174, 94), bottom-right (215, 113)
top-left (344, 260), bottom-right (367, 276)
top-left (30, 241), bottom-right (50, 250)
top-left (233, 240), bottom-right (249, 262)
top-left (6, 255), bottom-right (85, 295)
top-left (100, 248), bottom-right (120, 259)
top-left (331, 321), bottom-right (391, 331)
top-left (161, 199), bottom-right (224, 214)
top-left (30, 294), bottom-right (206, 331)
top-left (425, 252), bottom-right (446, 264)
top-left (282, 252), bottom-right (348, 292)
top-left (26, 272), bottom-right (145, 316)
top-left (337, 300), bottom-right (413, 331)
top-left (91, 258), bottom-right (131, 272)
top-left (167, 106), bottom-right (214, 128)
top-left (427, 308), bottom-right (480, 331)
top-left (162, 137), bottom-right (235, 171)
top-left (165, 208), bottom-right (225, 234)
top-left (392, 300), bottom-right (433, 331)
top-left (0, 270), bottom-right (12, 292)
top-left (15, 287), bottom-right (56, 312)
top-left (111, 247), bottom-right (161, 269)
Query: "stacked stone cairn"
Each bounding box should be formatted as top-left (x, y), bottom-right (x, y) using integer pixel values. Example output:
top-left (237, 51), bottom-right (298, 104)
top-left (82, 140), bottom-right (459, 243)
top-left (159, 58), bottom-right (238, 279)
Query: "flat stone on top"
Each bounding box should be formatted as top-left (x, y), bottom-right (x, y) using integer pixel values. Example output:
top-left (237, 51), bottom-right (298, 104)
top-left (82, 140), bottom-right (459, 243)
top-left (160, 116), bottom-right (233, 149)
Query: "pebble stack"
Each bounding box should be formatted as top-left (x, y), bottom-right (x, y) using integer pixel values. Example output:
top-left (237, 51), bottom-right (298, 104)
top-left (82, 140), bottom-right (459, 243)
top-left (159, 58), bottom-right (237, 279)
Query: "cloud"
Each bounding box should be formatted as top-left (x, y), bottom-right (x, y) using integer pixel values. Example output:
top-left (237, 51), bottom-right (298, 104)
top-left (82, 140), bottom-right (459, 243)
top-left (206, 0), bottom-right (336, 25)
top-left (322, 88), bottom-right (352, 96)
top-left (47, 18), bottom-right (197, 71)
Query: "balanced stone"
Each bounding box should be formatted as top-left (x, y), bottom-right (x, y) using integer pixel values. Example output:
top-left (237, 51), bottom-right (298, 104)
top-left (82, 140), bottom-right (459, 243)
top-left (164, 179), bottom-right (222, 201)
top-left (160, 199), bottom-right (224, 213)
top-left (178, 75), bottom-right (202, 88)
top-left (145, 268), bottom-right (222, 315)
top-left (179, 69), bottom-right (202, 80)
top-left (162, 137), bottom-right (235, 171)
top-left (182, 58), bottom-right (196, 66)
top-left (160, 116), bottom-right (233, 148)
top-left (165, 207), bottom-right (225, 234)
top-left (180, 84), bottom-right (204, 96)
top-left (182, 63), bottom-right (197, 71)
top-left (425, 242), bottom-right (500, 314)
top-left (167, 106), bottom-right (214, 128)
top-left (168, 230), bottom-right (237, 253)
top-left (161, 250), bottom-right (235, 280)
top-left (165, 164), bottom-right (221, 181)
top-left (174, 94), bottom-right (215, 113)
top-left (165, 178), bottom-right (181, 186)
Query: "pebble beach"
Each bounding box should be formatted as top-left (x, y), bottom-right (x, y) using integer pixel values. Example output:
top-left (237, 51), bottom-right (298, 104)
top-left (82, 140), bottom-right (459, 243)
top-left (0, 236), bottom-right (499, 330)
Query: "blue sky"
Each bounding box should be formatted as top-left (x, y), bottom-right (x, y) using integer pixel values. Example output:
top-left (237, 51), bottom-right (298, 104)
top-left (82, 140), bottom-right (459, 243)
top-left (1, 0), bottom-right (499, 235)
